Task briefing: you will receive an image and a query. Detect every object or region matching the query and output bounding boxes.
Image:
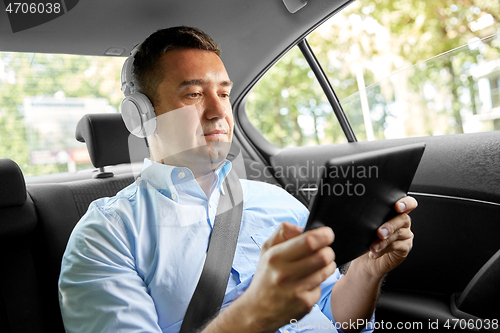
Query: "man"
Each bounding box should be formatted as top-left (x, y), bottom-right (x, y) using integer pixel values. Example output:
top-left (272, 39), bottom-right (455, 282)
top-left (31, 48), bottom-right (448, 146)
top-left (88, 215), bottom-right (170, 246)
top-left (58, 26), bottom-right (416, 333)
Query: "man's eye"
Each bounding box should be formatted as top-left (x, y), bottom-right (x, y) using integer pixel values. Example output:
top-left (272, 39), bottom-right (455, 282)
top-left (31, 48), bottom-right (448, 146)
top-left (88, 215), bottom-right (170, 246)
top-left (220, 93), bottom-right (231, 99)
top-left (188, 93), bottom-right (201, 98)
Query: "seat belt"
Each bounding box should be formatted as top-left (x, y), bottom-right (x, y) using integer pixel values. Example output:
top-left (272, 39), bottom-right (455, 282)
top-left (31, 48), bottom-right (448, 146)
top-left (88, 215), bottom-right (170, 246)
top-left (180, 168), bottom-right (244, 333)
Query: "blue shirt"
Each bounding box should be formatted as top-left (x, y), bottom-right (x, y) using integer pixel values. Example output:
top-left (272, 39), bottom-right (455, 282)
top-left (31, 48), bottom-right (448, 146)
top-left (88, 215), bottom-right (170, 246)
top-left (59, 159), bottom-right (373, 333)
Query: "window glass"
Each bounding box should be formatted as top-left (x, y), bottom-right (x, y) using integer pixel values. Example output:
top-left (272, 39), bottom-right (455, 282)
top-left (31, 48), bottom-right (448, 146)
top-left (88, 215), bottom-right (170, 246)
top-left (0, 53), bottom-right (123, 177)
top-left (246, 47), bottom-right (347, 148)
top-left (246, 0), bottom-right (500, 145)
top-left (311, 0), bottom-right (500, 140)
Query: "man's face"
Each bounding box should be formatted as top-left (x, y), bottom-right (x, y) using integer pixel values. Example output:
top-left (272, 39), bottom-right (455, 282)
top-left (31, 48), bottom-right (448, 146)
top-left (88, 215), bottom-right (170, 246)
top-left (151, 48), bottom-right (234, 172)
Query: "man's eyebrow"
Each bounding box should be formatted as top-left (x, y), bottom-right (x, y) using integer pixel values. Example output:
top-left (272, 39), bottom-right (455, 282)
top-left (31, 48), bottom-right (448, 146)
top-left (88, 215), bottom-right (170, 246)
top-left (177, 79), bottom-right (233, 90)
top-left (220, 80), bottom-right (233, 88)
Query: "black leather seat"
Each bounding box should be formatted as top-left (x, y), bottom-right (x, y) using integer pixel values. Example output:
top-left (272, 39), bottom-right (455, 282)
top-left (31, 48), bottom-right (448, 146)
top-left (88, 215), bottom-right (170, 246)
top-left (0, 158), bottom-right (45, 332)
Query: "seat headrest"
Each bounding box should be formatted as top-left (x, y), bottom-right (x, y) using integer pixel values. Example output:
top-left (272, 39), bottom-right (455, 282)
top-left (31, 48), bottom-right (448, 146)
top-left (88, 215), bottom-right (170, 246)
top-left (0, 159), bottom-right (27, 207)
top-left (75, 113), bottom-right (150, 168)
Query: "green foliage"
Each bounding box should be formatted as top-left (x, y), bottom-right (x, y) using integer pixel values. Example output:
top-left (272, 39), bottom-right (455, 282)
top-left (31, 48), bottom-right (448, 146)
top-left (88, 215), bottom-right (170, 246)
top-left (246, 48), bottom-right (347, 147)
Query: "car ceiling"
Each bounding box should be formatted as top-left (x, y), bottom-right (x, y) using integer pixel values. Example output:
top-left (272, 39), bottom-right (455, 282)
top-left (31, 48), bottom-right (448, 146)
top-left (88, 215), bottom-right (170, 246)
top-left (0, 0), bottom-right (352, 99)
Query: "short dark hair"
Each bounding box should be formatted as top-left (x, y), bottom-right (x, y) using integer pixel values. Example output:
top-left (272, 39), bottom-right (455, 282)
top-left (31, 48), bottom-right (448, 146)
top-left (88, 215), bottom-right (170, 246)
top-left (132, 26), bottom-right (221, 106)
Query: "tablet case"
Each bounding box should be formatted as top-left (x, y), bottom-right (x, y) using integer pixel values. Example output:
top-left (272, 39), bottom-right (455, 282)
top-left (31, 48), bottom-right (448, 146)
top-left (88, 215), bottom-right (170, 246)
top-left (305, 142), bottom-right (426, 266)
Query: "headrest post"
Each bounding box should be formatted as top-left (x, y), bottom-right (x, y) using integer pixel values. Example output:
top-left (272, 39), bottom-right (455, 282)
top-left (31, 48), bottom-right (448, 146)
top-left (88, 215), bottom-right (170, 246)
top-left (93, 167), bottom-right (114, 179)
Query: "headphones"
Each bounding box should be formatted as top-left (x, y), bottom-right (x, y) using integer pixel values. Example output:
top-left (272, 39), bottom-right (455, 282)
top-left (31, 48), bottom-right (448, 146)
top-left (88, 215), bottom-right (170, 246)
top-left (120, 46), bottom-right (157, 138)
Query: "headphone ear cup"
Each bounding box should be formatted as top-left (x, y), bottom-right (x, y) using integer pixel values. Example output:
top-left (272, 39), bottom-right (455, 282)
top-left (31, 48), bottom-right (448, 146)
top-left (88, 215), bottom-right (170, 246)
top-left (121, 92), bottom-right (157, 138)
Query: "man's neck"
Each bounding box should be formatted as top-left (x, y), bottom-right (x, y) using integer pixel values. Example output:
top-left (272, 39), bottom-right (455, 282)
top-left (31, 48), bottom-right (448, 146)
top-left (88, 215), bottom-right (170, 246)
top-left (190, 160), bottom-right (226, 198)
top-left (195, 171), bottom-right (217, 198)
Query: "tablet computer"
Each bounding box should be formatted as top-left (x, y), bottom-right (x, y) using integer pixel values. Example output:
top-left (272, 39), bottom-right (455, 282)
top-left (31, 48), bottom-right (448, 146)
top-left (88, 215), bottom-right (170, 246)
top-left (304, 142), bottom-right (426, 266)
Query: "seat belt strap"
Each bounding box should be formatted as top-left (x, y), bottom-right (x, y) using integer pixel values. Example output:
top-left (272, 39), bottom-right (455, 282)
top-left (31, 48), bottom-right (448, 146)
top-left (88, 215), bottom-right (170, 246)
top-left (179, 168), bottom-right (243, 333)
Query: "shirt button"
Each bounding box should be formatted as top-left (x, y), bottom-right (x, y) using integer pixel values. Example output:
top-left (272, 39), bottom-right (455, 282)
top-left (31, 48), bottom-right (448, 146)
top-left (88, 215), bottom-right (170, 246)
top-left (171, 193), bottom-right (177, 200)
top-left (178, 171), bottom-right (185, 179)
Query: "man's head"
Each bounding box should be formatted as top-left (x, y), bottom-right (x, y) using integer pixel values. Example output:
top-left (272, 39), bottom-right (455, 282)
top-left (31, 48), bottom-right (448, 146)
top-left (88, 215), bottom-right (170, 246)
top-left (132, 26), bottom-right (233, 176)
top-left (132, 26), bottom-right (221, 107)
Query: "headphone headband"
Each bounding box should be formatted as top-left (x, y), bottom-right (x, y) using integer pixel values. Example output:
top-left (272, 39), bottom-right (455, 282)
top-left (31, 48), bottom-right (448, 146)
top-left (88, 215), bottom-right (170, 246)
top-left (121, 45), bottom-right (139, 96)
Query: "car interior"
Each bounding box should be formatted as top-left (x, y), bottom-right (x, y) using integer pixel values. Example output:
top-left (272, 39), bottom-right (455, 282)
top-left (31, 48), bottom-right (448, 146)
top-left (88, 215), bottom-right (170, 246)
top-left (1, 0), bottom-right (499, 332)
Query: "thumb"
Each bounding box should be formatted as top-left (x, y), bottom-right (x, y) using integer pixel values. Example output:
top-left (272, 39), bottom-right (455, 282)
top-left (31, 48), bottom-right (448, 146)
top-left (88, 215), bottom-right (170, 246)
top-left (261, 222), bottom-right (303, 253)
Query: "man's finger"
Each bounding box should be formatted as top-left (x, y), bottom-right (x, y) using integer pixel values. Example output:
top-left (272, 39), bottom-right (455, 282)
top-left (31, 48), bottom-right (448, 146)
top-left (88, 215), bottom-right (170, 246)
top-left (370, 236), bottom-right (414, 260)
top-left (261, 222), bottom-right (303, 253)
top-left (377, 213), bottom-right (411, 241)
top-left (279, 246), bottom-right (335, 282)
top-left (299, 261), bottom-right (337, 291)
top-left (371, 224), bottom-right (413, 254)
top-left (270, 227), bottom-right (334, 262)
top-left (395, 196), bottom-right (418, 214)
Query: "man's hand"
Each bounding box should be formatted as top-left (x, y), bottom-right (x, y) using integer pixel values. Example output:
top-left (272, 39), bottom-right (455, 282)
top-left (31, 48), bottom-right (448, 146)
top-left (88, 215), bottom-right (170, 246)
top-left (239, 222), bottom-right (336, 332)
top-left (357, 196), bottom-right (417, 278)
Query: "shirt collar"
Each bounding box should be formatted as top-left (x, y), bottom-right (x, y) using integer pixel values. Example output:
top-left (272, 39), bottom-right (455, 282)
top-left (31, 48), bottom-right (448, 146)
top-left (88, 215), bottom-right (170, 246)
top-left (137, 158), bottom-right (232, 202)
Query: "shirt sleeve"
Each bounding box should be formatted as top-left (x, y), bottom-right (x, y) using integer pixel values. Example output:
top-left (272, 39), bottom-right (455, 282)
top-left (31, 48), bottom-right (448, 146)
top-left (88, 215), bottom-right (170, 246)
top-left (58, 202), bottom-right (162, 333)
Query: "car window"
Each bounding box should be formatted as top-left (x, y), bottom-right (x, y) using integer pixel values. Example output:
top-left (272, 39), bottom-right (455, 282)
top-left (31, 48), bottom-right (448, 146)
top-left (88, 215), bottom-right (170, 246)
top-left (245, 47), bottom-right (348, 147)
top-left (245, 0), bottom-right (500, 145)
top-left (0, 52), bottom-right (123, 177)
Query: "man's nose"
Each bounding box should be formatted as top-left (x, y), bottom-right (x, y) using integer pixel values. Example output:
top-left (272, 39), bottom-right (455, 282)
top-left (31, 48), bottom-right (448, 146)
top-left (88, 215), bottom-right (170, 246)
top-left (203, 92), bottom-right (228, 120)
